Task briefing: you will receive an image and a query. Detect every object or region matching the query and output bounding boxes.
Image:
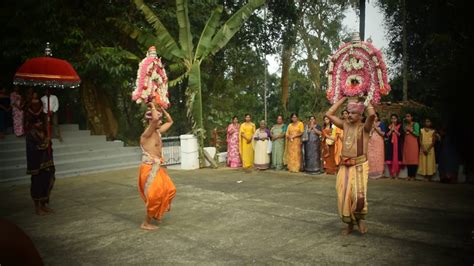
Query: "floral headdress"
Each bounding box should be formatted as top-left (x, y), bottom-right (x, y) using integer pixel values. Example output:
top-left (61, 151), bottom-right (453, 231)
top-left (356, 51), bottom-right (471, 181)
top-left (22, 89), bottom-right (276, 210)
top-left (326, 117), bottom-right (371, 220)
top-left (132, 46), bottom-right (170, 108)
top-left (326, 33), bottom-right (391, 105)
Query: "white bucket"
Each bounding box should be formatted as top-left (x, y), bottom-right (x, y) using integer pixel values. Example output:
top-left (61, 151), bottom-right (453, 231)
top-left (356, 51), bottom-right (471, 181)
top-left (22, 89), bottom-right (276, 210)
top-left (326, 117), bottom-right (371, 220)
top-left (180, 134), bottom-right (199, 169)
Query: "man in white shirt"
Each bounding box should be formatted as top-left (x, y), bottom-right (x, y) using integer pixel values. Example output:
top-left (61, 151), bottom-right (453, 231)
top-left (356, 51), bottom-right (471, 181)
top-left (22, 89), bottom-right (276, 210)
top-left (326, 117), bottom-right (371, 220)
top-left (41, 88), bottom-right (62, 141)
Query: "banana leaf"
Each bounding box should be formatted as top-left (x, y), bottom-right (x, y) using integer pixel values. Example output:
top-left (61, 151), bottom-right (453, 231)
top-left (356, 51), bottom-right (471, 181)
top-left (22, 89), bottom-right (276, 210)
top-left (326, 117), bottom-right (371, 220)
top-left (168, 71), bottom-right (189, 87)
top-left (168, 62), bottom-right (186, 73)
top-left (97, 47), bottom-right (140, 61)
top-left (107, 18), bottom-right (182, 62)
top-left (194, 5), bottom-right (223, 61)
top-left (207, 0), bottom-right (265, 57)
top-left (133, 0), bottom-right (185, 60)
top-left (176, 0), bottom-right (194, 59)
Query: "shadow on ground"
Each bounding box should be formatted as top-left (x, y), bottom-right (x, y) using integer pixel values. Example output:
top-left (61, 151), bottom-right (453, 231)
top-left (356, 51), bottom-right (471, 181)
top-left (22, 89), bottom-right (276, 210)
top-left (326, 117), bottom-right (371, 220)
top-left (1, 168), bottom-right (473, 265)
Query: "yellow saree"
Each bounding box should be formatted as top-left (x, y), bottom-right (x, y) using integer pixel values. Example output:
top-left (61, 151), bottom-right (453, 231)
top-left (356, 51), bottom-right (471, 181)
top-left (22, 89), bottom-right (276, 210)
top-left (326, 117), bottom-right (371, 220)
top-left (285, 121), bottom-right (304, 172)
top-left (239, 122), bottom-right (256, 168)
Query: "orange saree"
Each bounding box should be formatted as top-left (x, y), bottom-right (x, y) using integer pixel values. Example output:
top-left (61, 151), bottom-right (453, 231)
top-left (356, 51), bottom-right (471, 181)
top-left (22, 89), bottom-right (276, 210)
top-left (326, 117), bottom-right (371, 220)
top-left (138, 155), bottom-right (176, 221)
top-left (286, 121), bottom-right (304, 172)
top-left (322, 127), bottom-right (337, 174)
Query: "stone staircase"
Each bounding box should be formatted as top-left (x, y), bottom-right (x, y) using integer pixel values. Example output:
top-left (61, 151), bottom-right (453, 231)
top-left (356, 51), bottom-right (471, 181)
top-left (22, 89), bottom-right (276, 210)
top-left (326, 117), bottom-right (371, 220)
top-left (0, 124), bottom-right (141, 183)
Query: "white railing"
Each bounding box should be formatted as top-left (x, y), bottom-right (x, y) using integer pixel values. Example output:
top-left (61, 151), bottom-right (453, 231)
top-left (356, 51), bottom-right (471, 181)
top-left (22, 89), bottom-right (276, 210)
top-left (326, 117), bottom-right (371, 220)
top-left (162, 136), bottom-right (181, 165)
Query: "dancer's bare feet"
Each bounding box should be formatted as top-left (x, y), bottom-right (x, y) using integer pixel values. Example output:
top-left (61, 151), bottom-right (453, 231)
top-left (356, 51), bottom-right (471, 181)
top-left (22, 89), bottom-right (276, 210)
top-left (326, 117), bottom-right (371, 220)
top-left (341, 224), bottom-right (354, 235)
top-left (140, 222), bottom-right (158, 231)
top-left (35, 208), bottom-right (48, 216)
top-left (41, 206), bottom-right (54, 213)
top-left (357, 220), bottom-right (368, 234)
top-left (141, 215), bottom-right (158, 230)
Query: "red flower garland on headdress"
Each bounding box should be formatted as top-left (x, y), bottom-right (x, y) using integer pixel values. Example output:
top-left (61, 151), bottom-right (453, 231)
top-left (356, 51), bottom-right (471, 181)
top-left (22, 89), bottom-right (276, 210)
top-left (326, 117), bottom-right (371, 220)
top-left (326, 36), bottom-right (391, 104)
top-left (132, 46), bottom-right (170, 108)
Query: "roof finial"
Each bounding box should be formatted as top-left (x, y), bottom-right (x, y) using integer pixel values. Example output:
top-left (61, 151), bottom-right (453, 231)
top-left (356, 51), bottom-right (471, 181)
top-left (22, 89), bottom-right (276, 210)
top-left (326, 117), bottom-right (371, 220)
top-left (351, 32), bottom-right (361, 43)
top-left (45, 42), bottom-right (52, 56)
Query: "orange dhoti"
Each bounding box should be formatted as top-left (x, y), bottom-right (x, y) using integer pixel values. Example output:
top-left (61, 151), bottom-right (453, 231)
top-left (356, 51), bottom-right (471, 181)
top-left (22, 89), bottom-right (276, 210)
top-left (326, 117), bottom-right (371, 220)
top-left (336, 160), bottom-right (368, 224)
top-left (138, 160), bottom-right (176, 220)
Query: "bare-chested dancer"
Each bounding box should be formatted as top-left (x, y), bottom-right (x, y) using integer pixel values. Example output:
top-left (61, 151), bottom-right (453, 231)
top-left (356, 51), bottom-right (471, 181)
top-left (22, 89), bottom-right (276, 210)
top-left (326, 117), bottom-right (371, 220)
top-left (138, 102), bottom-right (176, 230)
top-left (326, 97), bottom-right (375, 235)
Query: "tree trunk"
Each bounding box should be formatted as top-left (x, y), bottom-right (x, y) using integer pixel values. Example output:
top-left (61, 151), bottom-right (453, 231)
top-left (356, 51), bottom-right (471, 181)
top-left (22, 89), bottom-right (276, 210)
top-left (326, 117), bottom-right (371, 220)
top-left (280, 43), bottom-right (292, 113)
top-left (195, 70), bottom-right (205, 168)
top-left (121, 89), bottom-right (133, 128)
top-left (401, 0), bottom-right (408, 101)
top-left (300, 28), bottom-right (321, 91)
top-left (359, 0), bottom-right (366, 40)
top-left (80, 80), bottom-right (118, 139)
top-left (188, 62), bottom-right (205, 167)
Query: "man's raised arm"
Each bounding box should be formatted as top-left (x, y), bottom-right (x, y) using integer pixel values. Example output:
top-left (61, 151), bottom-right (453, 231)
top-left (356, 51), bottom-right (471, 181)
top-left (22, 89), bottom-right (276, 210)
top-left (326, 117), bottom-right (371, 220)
top-left (325, 97), bottom-right (347, 129)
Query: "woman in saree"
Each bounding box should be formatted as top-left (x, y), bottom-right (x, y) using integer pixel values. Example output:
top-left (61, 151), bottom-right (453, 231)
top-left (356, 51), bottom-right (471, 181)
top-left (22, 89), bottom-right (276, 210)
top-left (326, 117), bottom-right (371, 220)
top-left (239, 114), bottom-right (256, 169)
top-left (303, 116), bottom-right (322, 174)
top-left (10, 87), bottom-right (25, 137)
top-left (226, 116), bottom-right (241, 168)
top-left (321, 116), bottom-right (337, 174)
top-left (253, 120), bottom-right (271, 170)
top-left (286, 113), bottom-right (304, 173)
top-left (26, 114), bottom-right (55, 215)
top-left (403, 113), bottom-right (420, 181)
top-left (25, 92), bottom-right (43, 131)
top-left (385, 114), bottom-right (403, 179)
top-left (270, 115), bottom-right (286, 170)
top-left (368, 112), bottom-right (386, 179)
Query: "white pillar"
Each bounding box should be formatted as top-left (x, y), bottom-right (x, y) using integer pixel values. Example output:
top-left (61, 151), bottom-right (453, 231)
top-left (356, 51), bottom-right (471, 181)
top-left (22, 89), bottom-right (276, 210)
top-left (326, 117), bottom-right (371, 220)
top-left (180, 134), bottom-right (199, 170)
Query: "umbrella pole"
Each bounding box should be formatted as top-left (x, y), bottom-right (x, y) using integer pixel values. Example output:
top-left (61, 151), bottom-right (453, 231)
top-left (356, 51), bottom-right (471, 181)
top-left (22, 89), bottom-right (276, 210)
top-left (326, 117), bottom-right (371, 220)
top-left (48, 118), bottom-right (52, 154)
top-left (47, 95), bottom-right (52, 154)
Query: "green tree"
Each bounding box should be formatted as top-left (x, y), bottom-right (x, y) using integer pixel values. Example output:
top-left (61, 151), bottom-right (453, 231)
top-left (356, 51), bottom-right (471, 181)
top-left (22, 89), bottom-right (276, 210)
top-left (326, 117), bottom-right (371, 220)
top-left (267, 0), bottom-right (298, 112)
top-left (0, 0), bottom-right (141, 140)
top-left (297, 0), bottom-right (350, 93)
top-left (117, 0), bottom-right (265, 166)
top-left (378, 0), bottom-right (473, 170)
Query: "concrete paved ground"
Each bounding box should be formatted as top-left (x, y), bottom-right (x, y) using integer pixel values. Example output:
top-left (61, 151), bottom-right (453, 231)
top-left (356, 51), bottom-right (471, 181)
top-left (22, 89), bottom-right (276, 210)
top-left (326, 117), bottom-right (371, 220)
top-left (1, 168), bottom-right (473, 265)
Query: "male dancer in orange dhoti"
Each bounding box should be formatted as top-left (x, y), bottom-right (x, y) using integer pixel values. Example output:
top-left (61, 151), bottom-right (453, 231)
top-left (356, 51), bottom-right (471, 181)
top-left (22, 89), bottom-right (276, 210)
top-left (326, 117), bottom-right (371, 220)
top-left (326, 97), bottom-right (375, 235)
top-left (138, 102), bottom-right (176, 230)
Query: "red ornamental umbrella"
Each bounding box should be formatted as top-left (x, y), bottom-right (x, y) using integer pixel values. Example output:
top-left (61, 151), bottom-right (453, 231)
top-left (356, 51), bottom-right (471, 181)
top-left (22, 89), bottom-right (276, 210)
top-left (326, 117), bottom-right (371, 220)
top-left (13, 43), bottom-right (81, 150)
top-left (13, 43), bottom-right (81, 88)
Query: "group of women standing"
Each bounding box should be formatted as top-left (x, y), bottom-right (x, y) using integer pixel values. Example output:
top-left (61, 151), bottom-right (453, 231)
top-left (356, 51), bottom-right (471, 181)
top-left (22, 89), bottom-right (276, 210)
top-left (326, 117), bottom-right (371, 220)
top-left (0, 87), bottom-right (44, 139)
top-left (381, 113), bottom-right (437, 181)
top-left (226, 113), bottom-right (334, 174)
top-left (231, 114), bottom-right (273, 170)
top-left (226, 111), bottom-right (438, 181)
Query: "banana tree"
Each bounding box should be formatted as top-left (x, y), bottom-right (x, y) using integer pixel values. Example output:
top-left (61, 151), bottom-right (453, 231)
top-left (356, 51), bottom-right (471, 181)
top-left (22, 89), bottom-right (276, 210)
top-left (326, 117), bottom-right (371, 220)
top-left (117, 0), bottom-right (264, 166)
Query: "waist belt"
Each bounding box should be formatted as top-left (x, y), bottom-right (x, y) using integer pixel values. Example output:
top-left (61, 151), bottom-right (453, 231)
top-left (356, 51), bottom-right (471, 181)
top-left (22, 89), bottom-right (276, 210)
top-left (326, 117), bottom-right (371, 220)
top-left (141, 154), bottom-right (163, 165)
top-left (341, 155), bottom-right (367, 166)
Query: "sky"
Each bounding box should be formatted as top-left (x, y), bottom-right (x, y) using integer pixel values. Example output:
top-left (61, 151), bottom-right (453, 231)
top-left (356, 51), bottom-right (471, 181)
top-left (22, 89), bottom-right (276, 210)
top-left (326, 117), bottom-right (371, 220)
top-left (266, 1), bottom-right (388, 75)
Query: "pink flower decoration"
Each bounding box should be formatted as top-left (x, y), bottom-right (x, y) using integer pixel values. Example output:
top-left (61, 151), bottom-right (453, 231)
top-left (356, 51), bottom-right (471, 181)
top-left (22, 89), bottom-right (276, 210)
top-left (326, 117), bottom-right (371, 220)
top-left (326, 41), bottom-right (391, 104)
top-left (132, 47), bottom-right (169, 108)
